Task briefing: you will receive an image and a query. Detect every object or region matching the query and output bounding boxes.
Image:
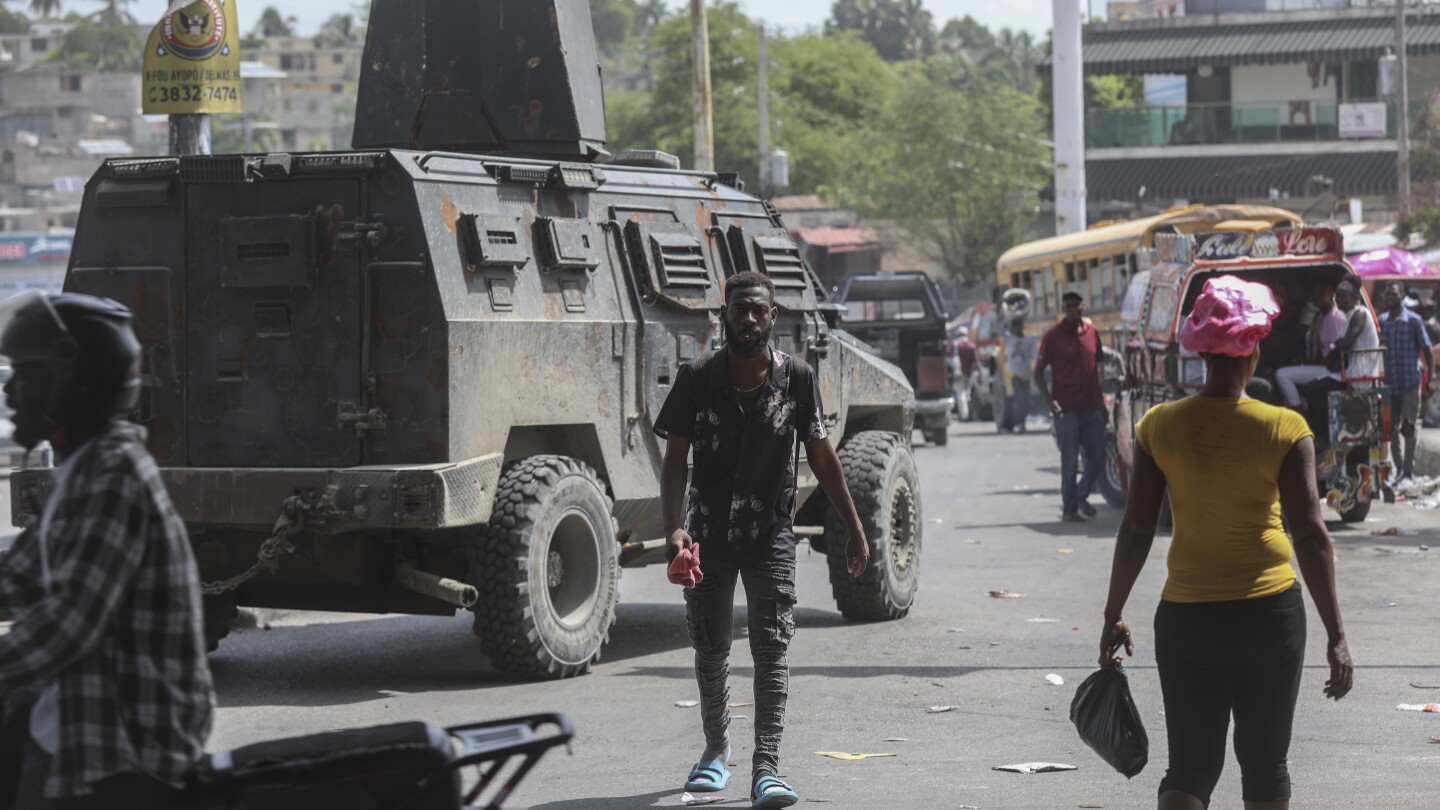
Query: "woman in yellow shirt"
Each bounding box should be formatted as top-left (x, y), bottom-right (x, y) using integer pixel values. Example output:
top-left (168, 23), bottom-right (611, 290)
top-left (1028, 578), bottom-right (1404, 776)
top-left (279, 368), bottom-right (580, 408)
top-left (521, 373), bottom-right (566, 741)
top-left (1100, 275), bottom-right (1353, 810)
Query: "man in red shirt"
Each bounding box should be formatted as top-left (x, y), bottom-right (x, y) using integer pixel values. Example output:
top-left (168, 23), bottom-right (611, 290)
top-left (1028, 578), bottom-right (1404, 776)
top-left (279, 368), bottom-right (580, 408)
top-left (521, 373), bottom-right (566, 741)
top-left (1034, 292), bottom-right (1106, 522)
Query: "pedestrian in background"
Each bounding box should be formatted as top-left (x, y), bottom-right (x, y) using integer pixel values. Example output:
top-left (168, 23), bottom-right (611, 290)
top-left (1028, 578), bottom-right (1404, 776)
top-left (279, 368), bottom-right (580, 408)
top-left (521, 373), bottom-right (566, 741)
top-left (656, 271), bottom-right (869, 810)
top-left (1003, 318), bottom-right (1034, 433)
top-left (1034, 291), bottom-right (1105, 522)
top-left (1100, 275), bottom-right (1352, 810)
top-left (1378, 280), bottom-right (1434, 483)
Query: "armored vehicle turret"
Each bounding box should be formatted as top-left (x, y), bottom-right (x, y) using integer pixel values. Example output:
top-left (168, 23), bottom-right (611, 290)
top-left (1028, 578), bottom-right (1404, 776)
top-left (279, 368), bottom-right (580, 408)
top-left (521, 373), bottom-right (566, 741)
top-left (15, 0), bottom-right (921, 679)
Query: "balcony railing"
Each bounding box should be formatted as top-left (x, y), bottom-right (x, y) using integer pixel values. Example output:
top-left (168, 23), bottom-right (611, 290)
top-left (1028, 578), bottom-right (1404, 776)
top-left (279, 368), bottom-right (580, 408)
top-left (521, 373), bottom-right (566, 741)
top-left (1086, 99), bottom-right (1422, 150)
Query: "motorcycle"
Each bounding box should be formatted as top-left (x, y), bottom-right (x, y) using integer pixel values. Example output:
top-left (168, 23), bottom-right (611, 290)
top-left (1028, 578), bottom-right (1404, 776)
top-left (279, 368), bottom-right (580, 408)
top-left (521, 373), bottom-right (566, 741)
top-left (169, 713), bottom-right (573, 810)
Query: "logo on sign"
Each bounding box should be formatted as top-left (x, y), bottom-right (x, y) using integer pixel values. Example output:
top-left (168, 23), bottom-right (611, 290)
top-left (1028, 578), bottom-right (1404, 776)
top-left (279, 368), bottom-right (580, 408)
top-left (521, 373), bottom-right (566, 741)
top-left (1277, 229), bottom-right (1336, 256)
top-left (1194, 232), bottom-right (1255, 260)
top-left (160, 0), bottom-right (226, 61)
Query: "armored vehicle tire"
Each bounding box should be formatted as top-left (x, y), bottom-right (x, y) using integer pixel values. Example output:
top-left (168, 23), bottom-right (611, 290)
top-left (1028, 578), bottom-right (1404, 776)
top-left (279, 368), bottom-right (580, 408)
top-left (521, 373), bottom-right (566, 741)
top-left (202, 594), bottom-right (237, 654)
top-left (823, 431), bottom-right (921, 621)
top-left (468, 456), bottom-right (620, 680)
top-left (1099, 436), bottom-right (1128, 509)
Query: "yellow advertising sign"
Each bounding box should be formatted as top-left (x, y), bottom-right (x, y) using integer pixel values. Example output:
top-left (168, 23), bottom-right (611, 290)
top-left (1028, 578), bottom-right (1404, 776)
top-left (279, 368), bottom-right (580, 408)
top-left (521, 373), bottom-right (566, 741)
top-left (142, 0), bottom-right (242, 115)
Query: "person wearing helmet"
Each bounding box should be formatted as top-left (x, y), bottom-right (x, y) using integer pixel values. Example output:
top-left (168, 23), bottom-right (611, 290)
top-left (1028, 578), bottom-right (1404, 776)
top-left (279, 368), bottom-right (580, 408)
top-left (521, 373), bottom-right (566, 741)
top-left (0, 292), bottom-right (213, 808)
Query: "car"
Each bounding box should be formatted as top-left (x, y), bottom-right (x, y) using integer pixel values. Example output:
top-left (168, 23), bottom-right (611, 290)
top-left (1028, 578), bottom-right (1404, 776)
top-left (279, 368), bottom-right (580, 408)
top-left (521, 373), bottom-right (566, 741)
top-left (836, 272), bottom-right (956, 446)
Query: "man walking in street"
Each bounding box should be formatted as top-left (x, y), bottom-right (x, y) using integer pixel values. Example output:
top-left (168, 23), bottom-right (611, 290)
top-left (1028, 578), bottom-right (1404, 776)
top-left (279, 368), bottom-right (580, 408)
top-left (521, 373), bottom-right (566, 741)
top-left (1379, 281), bottom-right (1434, 483)
top-left (0, 292), bottom-right (214, 809)
top-left (1003, 318), bottom-right (1034, 433)
top-left (656, 272), bottom-right (868, 810)
top-left (1035, 291), bottom-right (1106, 522)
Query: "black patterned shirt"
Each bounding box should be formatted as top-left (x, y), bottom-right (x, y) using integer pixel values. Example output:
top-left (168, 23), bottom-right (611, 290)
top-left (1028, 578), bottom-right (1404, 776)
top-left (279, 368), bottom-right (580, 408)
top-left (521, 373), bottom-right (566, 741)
top-left (0, 420), bottom-right (214, 798)
top-left (655, 347), bottom-right (829, 565)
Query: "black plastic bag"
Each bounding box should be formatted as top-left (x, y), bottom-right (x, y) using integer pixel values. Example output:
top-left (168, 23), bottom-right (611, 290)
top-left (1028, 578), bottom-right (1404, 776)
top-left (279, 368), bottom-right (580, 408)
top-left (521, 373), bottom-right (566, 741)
top-left (1069, 660), bottom-right (1149, 778)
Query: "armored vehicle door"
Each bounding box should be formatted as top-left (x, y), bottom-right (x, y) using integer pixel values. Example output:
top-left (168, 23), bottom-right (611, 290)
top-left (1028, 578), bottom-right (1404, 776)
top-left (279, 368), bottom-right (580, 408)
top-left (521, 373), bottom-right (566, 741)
top-left (615, 206), bottom-right (724, 426)
top-left (185, 181), bottom-right (365, 467)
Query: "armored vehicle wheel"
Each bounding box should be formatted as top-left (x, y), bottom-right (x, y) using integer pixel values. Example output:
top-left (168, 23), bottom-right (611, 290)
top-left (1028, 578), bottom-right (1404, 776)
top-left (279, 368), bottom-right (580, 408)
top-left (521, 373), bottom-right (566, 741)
top-left (1099, 435), bottom-right (1128, 509)
top-left (468, 456), bottom-right (620, 680)
top-left (823, 431), bottom-right (921, 621)
top-left (202, 594), bottom-right (237, 654)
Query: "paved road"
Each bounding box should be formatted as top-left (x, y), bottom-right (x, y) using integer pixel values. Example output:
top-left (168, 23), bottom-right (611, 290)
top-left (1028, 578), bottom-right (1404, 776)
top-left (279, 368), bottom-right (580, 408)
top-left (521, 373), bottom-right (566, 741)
top-left (207, 422), bottom-right (1440, 809)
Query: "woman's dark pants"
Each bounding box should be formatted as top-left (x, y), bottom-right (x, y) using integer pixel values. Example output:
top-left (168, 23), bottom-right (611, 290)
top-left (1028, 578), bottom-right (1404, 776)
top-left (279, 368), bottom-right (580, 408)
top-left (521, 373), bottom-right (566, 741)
top-left (1154, 586), bottom-right (1306, 807)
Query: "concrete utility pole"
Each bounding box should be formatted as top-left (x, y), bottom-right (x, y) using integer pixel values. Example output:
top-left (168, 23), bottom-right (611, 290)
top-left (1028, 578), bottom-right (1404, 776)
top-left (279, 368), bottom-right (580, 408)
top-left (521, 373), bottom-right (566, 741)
top-left (691, 0), bottom-right (715, 172)
top-left (1052, 0), bottom-right (1086, 235)
top-left (170, 115), bottom-right (211, 156)
top-left (1397, 0), bottom-right (1413, 221)
top-left (758, 24), bottom-right (771, 197)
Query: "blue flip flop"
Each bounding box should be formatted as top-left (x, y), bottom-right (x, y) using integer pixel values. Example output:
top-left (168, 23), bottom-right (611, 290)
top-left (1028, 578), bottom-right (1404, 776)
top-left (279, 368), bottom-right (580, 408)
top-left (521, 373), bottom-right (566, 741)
top-left (751, 775), bottom-right (798, 809)
top-left (684, 758), bottom-right (730, 792)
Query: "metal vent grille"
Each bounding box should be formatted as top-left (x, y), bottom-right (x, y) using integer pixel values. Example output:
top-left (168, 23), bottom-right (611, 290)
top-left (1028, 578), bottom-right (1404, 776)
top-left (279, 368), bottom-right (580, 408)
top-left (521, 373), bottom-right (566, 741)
top-left (180, 156), bottom-right (247, 183)
top-left (753, 234), bottom-right (809, 290)
top-left (649, 232), bottom-right (711, 289)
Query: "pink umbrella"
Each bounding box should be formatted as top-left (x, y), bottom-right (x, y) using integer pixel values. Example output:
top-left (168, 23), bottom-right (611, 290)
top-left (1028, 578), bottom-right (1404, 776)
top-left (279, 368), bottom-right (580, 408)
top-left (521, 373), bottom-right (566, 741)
top-left (1349, 247), bottom-right (1437, 278)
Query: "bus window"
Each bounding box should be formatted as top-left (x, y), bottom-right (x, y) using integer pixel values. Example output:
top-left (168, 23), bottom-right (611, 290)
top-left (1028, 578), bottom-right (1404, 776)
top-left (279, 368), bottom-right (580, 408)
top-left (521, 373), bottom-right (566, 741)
top-left (1099, 256), bottom-right (1115, 305)
top-left (1087, 258), bottom-right (1099, 302)
top-left (1065, 261), bottom-right (1076, 283)
top-left (1115, 254), bottom-right (1132, 281)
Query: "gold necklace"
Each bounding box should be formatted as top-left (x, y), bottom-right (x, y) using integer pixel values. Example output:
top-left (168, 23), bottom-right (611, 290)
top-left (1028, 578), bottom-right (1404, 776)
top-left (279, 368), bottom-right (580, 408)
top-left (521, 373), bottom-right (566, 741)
top-left (734, 376), bottom-right (767, 394)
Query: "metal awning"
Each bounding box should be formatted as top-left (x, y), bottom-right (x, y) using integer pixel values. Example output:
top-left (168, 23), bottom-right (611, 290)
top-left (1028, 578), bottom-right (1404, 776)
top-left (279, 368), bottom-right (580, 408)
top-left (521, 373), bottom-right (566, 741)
top-left (1087, 150), bottom-right (1408, 203)
top-left (1076, 12), bottom-right (1440, 75)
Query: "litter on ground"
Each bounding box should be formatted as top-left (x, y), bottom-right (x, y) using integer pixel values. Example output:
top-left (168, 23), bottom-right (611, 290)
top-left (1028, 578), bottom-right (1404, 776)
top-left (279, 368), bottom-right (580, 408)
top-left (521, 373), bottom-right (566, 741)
top-left (1027, 618), bottom-right (1058, 623)
top-left (927, 705), bottom-right (957, 713)
top-left (675, 700), bottom-right (699, 708)
top-left (1396, 703), bottom-right (1440, 712)
top-left (681, 792), bottom-right (726, 805)
top-left (988, 590), bottom-right (1028, 599)
top-left (992, 762), bottom-right (1077, 774)
top-left (1045, 673), bottom-right (1065, 686)
top-left (815, 751), bottom-right (896, 761)
top-left (1371, 527), bottom-right (1420, 536)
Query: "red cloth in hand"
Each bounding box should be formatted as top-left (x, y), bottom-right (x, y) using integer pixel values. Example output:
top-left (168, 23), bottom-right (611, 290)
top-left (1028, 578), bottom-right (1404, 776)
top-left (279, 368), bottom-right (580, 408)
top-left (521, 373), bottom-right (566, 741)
top-left (667, 543), bottom-right (703, 588)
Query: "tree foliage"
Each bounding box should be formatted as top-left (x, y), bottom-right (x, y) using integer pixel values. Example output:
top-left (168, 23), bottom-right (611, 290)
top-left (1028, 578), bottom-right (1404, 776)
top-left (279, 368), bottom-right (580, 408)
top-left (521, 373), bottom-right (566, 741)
top-left (46, 11), bottom-right (141, 72)
top-left (312, 13), bottom-right (360, 48)
top-left (252, 6), bottom-right (296, 38)
top-left (604, 1), bottom-right (1059, 282)
top-left (0, 3), bottom-right (29, 33)
top-left (836, 64), bottom-right (1049, 282)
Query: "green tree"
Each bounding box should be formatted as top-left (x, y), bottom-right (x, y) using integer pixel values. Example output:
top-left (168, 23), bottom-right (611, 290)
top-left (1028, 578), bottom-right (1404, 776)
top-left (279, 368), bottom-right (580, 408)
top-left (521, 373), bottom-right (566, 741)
top-left (827, 0), bottom-right (935, 62)
top-left (0, 3), bottom-right (29, 33)
top-left (312, 13), bottom-right (358, 48)
top-left (27, 0), bottom-right (60, 20)
top-left (591, 0), bottom-right (635, 55)
top-left (47, 10), bottom-right (141, 71)
top-left (940, 15), bottom-right (994, 51)
top-left (252, 6), bottom-right (296, 38)
top-left (835, 66), bottom-right (1049, 282)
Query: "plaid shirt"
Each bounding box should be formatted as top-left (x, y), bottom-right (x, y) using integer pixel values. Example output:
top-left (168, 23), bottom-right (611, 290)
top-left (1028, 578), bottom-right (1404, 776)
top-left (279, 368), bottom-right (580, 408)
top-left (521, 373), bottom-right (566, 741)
top-left (0, 420), bottom-right (214, 798)
top-left (1379, 308), bottom-right (1433, 394)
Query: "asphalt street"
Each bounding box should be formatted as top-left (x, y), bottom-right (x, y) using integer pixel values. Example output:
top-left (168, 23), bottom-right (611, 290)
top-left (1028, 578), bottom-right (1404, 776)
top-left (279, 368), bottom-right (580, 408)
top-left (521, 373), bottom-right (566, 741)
top-left (195, 421), bottom-right (1440, 808)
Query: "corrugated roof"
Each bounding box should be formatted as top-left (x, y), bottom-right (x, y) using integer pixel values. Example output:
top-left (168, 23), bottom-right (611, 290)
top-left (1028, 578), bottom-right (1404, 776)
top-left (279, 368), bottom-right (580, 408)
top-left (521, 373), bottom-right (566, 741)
top-left (1078, 13), bottom-right (1440, 74)
top-left (1086, 151), bottom-right (1407, 203)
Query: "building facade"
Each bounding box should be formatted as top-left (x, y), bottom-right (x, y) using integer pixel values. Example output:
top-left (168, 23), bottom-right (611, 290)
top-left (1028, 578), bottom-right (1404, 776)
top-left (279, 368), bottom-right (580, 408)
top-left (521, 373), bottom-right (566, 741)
top-left (1080, 0), bottom-right (1438, 221)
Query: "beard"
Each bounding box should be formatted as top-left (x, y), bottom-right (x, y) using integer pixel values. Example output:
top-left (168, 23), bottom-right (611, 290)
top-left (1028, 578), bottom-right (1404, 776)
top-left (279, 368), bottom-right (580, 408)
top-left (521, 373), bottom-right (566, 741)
top-left (727, 324), bottom-right (772, 359)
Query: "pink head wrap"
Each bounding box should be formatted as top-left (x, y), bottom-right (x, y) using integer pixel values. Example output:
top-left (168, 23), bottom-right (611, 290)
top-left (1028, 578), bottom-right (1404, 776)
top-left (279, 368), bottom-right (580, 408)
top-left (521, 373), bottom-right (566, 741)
top-left (1179, 275), bottom-right (1280, 357)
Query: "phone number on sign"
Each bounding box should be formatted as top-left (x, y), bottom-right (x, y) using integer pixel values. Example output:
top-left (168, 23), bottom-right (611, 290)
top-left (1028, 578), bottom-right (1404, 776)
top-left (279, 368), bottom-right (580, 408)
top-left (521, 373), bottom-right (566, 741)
top-left (148, 85), bottom-right (238, 104)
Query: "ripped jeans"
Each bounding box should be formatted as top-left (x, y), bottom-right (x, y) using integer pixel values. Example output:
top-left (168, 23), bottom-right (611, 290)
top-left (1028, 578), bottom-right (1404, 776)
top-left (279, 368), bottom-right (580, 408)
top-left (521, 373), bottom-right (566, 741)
top-left (684, 559), bottom-right (797, 779)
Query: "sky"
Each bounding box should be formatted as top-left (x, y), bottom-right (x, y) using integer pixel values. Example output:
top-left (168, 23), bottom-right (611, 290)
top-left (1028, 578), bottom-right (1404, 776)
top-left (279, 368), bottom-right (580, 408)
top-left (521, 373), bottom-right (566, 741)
top-left (91, 0), bottom-right (1054, 43)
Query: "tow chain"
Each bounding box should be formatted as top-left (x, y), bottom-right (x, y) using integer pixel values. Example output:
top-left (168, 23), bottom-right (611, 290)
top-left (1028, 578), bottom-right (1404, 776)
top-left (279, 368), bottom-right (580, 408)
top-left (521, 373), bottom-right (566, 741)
top-left (200, 496), bottom-right (306, 597)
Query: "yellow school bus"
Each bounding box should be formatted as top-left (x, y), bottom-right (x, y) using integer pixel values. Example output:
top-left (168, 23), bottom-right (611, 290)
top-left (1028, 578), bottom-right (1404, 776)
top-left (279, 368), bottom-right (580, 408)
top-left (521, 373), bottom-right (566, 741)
top-left (995, 204), bottom-right (1303, 337)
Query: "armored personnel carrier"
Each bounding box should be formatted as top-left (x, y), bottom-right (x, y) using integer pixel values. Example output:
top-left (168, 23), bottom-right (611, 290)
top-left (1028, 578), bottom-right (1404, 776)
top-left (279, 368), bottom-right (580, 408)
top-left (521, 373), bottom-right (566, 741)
top-left (12, 0), bottom-right (920, 679)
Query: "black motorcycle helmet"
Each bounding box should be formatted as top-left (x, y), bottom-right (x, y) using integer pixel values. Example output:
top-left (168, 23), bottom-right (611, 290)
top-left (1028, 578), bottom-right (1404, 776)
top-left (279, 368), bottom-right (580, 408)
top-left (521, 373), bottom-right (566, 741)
top-left (0, 291), bottom-right (141, 450)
